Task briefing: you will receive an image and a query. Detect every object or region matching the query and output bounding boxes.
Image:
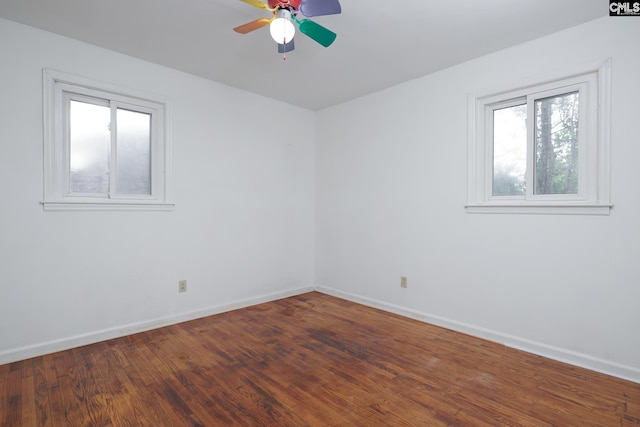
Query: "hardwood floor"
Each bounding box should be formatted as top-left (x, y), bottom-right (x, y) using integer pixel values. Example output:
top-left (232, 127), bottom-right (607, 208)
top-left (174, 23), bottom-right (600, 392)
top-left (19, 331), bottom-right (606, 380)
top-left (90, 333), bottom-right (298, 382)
top-left (1, 292), bottom-right (639, 426)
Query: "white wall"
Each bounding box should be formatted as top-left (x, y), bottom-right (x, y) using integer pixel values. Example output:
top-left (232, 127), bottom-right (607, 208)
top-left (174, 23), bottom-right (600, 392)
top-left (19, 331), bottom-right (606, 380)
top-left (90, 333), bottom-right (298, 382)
top-left (0, 18), bottom-right (315, 362)
top-left (315, 17), bottom-right (640, 382)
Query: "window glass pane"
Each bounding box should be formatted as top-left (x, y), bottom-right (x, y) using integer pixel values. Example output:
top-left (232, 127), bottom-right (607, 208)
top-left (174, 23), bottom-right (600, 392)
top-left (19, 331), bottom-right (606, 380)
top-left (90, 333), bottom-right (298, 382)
top-left (534, 91), bottom-right (579, 195)
top-left (493, 104), bottom-right (527, 196)
top-left (116, 108), bottom-right (151, 195)
top-left (69, 100), bottom-right (110, 194)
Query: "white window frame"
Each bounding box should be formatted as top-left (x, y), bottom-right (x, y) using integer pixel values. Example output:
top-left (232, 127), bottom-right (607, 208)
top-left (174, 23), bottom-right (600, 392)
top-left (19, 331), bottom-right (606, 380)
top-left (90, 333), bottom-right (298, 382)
top-left (466, 59), bottom-right (611, 215)
top-left (42, 69), bottom-right (174, 211)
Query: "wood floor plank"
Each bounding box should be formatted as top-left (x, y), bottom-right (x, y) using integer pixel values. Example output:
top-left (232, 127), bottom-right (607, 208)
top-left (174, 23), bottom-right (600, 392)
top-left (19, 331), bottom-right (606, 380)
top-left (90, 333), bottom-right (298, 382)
top-left (31, 357), bottom-right (53, 427)
top-left (20, 373), bottom-right (36, 426)
top-left (1, 292), bottom-right (639, 426)
top-left (53, 350), bottom-right (88, 426)
top-left (4, 366), bottom-right (22, 427)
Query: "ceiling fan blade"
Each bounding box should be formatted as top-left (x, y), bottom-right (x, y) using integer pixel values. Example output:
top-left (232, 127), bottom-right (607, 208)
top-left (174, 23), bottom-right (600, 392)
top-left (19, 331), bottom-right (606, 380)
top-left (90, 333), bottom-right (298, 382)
top-left (239, 0), bottom-right (270, 10)
top-left (299, 0), bottom-right (341, 17)
top-left (297, 19), bottom-right (337, 47)
top-left (278, 39), bottom-right (295, 53)
top-left (233, 18), bottom-right (272, 34)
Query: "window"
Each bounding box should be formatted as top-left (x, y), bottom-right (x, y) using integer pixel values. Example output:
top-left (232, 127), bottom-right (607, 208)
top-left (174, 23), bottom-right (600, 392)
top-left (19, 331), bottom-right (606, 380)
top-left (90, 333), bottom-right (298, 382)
top-left (42, 69), bottom-right (173, 211)
top-left (467, 60), bottom-right (611, 215)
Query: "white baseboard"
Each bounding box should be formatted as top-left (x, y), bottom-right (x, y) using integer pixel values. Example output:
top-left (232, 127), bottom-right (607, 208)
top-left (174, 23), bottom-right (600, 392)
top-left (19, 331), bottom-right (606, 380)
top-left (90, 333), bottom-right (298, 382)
top-left (3, 284), bottom-right (638, 385)
top-left (316, 286), bottom-right (640, 384)
top-left (0, 286), bottom-right (315, 366)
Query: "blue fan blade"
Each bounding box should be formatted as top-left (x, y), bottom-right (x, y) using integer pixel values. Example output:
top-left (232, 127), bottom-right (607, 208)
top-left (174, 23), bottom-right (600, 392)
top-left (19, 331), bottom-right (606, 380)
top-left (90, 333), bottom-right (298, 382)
top-left (278, 39), bottom-right (295, 53)
top-left (299, 0), bottom-right (341, 17)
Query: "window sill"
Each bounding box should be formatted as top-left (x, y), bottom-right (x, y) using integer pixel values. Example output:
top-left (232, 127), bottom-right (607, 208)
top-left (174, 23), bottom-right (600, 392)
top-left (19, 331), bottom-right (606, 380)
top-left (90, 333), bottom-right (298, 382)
top-left (41, 200), bottom-right (175, 212)
top-left (465, 203), bottom-right (612, 216)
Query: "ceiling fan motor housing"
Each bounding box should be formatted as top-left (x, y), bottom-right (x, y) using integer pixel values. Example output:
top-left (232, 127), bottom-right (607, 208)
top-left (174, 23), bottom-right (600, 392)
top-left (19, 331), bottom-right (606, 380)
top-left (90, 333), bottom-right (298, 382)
top-left (268, 0), bottom-right (302, 11)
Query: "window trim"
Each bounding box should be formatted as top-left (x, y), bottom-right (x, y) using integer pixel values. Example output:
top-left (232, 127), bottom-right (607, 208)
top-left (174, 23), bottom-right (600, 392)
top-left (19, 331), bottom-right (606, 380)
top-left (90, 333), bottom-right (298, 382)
top-left (42, 69), bottom-right (174, 211)
top-left (466, 59), bottom-right (612, 215)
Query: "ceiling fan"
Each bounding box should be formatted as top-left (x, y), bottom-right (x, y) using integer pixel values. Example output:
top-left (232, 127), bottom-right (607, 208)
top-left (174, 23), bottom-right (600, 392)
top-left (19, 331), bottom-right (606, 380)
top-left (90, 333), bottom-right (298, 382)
top-left (233, 0), bottom-right (342, 55)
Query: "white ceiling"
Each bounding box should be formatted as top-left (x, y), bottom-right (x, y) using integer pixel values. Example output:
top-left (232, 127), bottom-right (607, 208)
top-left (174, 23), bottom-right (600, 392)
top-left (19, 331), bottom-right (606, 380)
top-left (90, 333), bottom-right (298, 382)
top-left (0, 0), bottom-right (606, 110)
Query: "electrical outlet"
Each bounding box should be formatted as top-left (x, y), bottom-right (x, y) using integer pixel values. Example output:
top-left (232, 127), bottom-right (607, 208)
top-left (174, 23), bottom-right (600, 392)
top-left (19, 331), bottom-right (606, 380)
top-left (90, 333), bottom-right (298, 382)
top-left (400, 276), bottom-right (408, 288)
top-left (178, 280), bottom-right (187, 293)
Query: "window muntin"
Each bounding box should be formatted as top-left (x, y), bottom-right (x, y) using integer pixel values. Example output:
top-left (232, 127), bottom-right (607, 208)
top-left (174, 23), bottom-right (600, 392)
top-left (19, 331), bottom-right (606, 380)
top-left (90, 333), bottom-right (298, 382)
top-left (43, 69), bottom-right (173, 211)
top-left (467, 60), bottom-right (610, 215)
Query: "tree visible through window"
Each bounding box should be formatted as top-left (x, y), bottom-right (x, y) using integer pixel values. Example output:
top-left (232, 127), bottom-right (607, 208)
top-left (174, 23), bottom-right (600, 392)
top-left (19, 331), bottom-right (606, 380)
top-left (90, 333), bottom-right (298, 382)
top-left (534, 92), bottom-right (579, 195)
top-left (491, 91), bottom-right (580, 197)
top-left (467, 60), bottom-right (611, 215)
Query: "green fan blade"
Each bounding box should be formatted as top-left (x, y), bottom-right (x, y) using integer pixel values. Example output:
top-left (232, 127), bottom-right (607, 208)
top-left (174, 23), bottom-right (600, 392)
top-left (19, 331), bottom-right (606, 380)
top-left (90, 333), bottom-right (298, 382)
top-left (297, 19), bottom-right (337, 47)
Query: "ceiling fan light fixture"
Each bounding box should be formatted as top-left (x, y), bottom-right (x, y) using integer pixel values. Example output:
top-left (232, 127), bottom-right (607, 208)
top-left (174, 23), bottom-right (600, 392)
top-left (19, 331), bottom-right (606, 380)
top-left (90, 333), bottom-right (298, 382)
top-left (269, 9), bottom-right (295, 44)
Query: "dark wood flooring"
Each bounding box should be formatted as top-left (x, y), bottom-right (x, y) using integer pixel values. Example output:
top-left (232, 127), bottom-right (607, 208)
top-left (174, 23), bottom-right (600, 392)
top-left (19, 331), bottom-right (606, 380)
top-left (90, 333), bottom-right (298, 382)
top-left (1, 292), bottom-right (639, 426)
